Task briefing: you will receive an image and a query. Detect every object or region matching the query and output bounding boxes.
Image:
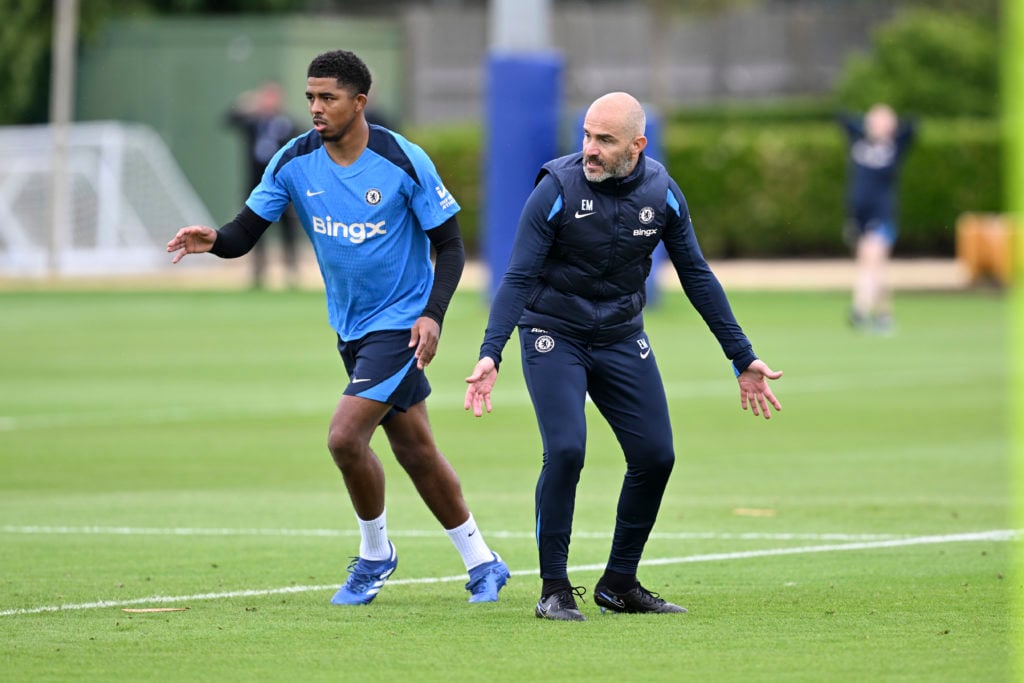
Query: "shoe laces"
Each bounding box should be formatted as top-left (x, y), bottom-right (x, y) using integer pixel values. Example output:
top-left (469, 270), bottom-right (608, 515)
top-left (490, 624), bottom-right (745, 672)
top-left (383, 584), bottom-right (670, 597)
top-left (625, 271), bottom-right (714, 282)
top-left (468, 567), bottom-right (498, 594)
top-left (555, 585), bottom-right (587, 609)
top-left (343, 556), bottom-right (379, 593)
top-left (634, 583), bottom-right (665, 605)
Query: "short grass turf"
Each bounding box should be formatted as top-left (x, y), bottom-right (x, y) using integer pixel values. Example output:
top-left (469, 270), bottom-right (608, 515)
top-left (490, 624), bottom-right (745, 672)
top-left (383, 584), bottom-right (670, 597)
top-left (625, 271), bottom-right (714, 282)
top-left (0, 288), bottom-right (1017, 682)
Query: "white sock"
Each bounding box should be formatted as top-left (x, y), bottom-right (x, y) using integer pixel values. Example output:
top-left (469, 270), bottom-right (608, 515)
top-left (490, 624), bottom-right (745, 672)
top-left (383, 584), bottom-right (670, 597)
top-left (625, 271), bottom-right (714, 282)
top-left (446, 513), bottom-right (495, 571)
top-left (357, 510), bottom-right (392, 561)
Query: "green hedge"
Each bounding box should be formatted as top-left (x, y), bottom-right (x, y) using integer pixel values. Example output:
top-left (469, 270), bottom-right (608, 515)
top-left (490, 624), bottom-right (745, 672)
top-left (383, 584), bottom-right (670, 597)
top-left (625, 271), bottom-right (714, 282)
top-left (410, 125), bottom-right (483, 254)
top-left (413, 118), bottom-right (1002, 259)
top-left (666, 118), bottom-right (1002, 257)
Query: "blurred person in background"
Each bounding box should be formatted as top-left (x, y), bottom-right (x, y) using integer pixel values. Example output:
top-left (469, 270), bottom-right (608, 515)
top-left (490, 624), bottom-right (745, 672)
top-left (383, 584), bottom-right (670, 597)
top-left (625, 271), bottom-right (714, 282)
top-left (227, 80), bottom-right (302, 288)
top-left (170, 49), bottom-right (510, 607)
top-left (838, 103), bottom-right (916, 333)
top-left (464, 91), bottom-right (782, 621)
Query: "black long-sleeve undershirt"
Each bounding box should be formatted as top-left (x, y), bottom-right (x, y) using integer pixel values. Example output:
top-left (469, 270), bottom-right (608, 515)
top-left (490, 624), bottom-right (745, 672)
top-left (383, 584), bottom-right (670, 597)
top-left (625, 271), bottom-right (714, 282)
top-left (209, 207), bottom-right (465, 328)
top-left (420, 215), bottom-right (466, 328)
top-left (210, 206), bottom-right (270, 258)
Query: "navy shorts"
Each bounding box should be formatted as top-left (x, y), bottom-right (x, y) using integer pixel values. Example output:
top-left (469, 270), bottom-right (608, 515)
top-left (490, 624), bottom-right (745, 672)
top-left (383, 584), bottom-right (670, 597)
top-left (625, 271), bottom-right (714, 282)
top-left (336, 329), bottom-right (431, 413)
top-left (851, 213), bottom-right (898, 246)
top-left (863, 219), bottom-right (897, 246)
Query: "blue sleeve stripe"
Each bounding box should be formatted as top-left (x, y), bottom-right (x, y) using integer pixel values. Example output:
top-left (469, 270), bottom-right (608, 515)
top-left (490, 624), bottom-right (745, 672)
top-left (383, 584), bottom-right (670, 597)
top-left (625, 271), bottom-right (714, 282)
top-left (367, 125), bottom-right (420, 185)
top-left (547, 194), bottom-right (563, 222)
top-left (666, 188), bottom-right (680, 216)
top-left (271, 131), bottom-right (321, 179)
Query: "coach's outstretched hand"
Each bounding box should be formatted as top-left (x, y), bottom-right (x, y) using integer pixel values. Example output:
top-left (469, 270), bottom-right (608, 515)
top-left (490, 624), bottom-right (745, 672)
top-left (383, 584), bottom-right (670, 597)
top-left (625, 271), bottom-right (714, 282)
top-left (464, 356), bottom-right (498, 417)
top-left (166, 225), bottom-right (217, 264)
top-left (737, 359), bottom-right (783, 420)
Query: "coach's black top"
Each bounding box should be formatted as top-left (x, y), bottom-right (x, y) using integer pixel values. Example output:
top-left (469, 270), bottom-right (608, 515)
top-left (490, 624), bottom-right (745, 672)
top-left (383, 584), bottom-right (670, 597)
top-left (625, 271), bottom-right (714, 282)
top-left (479, 152), bottom-right (756, 372)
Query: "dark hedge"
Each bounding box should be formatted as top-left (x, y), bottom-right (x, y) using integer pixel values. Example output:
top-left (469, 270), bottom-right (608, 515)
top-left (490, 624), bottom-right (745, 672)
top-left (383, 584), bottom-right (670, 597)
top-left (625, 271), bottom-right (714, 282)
top-left (414, 118), bottom-right (1001, 259)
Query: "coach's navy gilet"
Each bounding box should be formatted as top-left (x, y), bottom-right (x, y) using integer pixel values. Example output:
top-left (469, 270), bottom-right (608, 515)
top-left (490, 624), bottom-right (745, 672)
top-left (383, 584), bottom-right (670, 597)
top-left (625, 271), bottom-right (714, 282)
top-left (520, 152), bottom-right (669, 345)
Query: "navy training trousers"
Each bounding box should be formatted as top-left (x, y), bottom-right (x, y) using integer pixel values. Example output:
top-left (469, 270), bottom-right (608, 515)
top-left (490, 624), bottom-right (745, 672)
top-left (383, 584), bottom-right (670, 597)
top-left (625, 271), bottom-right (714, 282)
top-left (518, 326), bottom-right (676, 579)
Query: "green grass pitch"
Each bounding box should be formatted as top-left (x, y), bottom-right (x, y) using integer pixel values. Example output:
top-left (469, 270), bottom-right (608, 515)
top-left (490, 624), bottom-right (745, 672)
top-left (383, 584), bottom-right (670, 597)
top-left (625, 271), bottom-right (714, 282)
top-left (0, 288), bottom-right (1016, 681)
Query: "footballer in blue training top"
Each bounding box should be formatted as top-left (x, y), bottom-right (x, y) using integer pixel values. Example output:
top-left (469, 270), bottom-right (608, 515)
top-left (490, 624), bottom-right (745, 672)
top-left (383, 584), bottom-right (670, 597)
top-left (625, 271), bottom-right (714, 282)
top-left (168, 49), bottom-right (510, 608)
top-left (245, 123), bottom-right (459, 341)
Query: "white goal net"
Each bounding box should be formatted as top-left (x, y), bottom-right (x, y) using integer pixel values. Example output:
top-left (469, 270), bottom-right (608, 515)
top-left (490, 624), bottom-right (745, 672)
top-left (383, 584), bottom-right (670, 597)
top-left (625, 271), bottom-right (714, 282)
top-left (0, 121), bottom-right (215, 276)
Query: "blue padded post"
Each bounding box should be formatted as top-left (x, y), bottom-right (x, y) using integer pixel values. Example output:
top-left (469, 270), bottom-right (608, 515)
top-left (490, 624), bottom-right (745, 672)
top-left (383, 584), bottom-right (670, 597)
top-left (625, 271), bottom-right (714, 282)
top-left (483, 53), bottom-right (563, 298)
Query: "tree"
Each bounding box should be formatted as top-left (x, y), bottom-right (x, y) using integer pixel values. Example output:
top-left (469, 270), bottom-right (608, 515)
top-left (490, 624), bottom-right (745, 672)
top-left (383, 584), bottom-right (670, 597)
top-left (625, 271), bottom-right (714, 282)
top-left (0, 0), bottom-right (312, 125)
top-left (834, 8), bottom-right (998, 117)
top-left (0, 1), bottom-right (54, 124)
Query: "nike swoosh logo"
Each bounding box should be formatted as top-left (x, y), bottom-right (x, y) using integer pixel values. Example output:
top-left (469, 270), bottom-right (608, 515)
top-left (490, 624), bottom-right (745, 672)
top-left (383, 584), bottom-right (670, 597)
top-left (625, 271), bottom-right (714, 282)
top-left (574, 211), bottom-right (596, 219)
top-left (468, 528), bottom-right (477, 537)
top-left (640, 349), bottom-right (651, 360)
top-left (306, 189), bottom-right (325, 197)
top-left (352, 378), bottom-right (372, 384)
top-left (598, 591), bottom-right (626, 609)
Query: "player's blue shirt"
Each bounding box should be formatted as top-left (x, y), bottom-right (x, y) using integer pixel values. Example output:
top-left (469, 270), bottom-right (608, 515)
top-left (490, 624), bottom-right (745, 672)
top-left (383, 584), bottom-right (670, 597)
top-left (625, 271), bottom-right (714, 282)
top-left (245, 125), bottom-right (460, 341)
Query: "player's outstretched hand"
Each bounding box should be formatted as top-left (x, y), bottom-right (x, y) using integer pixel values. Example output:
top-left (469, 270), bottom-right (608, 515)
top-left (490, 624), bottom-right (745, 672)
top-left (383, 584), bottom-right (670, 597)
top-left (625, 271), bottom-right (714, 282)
top-left (464, 356), bottom-right (498, 417)
top-left (409, 317), bottom-right (441, 370)
top-left (166, 225), bottom-right (217, 264)
top-left (737, 359), bottom-right (783, 420)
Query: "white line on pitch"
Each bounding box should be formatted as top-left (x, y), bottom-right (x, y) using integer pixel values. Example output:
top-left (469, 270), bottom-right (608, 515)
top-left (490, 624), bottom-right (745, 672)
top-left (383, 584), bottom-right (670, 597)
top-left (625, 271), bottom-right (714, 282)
top-left (0, 525), bottom-right (905, 542)
top-left (1, 529), bottom-right (1017, 618)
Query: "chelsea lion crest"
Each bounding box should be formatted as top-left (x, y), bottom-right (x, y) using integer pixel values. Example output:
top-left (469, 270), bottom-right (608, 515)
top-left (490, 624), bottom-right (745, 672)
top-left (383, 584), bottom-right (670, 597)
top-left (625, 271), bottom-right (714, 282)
top-left (534, 335), bottom-right (555, 353)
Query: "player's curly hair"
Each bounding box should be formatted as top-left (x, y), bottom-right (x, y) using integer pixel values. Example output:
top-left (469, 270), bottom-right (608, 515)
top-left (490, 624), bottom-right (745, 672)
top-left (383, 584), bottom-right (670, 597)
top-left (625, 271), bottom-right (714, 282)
top-left (307, 50), bottom-right (372, 96)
